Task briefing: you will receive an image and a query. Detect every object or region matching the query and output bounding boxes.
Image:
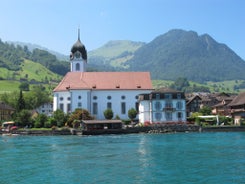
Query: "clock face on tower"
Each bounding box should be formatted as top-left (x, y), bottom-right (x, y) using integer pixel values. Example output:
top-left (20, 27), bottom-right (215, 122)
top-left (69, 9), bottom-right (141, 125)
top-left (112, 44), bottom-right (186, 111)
top-left (75, 51), bottom-right (80, 58)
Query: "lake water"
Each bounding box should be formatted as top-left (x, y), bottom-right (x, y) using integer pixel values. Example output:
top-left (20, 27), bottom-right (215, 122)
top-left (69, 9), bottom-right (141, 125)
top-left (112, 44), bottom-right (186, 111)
top-left (1, 132), bottom-right (245, 184)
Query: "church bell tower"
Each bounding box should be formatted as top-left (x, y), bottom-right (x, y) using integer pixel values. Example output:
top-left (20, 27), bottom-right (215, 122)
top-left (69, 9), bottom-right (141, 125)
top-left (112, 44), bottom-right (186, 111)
top-left (70, 29), bottom-right (87, 72)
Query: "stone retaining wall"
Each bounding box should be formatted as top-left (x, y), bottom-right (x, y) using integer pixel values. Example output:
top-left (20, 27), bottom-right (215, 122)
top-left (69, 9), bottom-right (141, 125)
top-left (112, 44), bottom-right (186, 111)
top-left (2, 125), bottom-right (245, 136)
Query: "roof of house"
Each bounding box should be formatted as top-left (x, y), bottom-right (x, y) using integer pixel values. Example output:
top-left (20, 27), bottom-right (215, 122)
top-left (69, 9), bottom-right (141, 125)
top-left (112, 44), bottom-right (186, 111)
top-left (53, 72), bottom-right (153, 92)
top-left (0, 102), bottom-right (15, 111)
top-left (186, 95), bottom-right (202, 105)
top-left (228, 92), bottom-right (245, 106)
top-left (82, 120), bottom-right (122, 124)
top-left (152, 87), bottom-right (181, 93)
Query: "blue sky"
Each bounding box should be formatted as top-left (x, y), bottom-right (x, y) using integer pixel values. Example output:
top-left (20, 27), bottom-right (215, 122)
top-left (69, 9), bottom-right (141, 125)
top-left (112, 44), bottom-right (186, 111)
top-left (0, 0), bottom-right (244, 59)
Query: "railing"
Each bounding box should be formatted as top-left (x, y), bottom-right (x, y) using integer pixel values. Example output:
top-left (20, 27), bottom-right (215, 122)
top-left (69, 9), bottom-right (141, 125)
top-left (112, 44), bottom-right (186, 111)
top-left (162, 107), bottom-right (176, 112)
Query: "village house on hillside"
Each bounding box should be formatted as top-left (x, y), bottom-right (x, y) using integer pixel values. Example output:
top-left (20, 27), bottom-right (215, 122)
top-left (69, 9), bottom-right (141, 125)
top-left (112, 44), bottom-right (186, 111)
top-left (35, 102), bottom-right (53, 117)
top-left (228, 92), bottom-right (245, 125)
top-left (186, 92), bottom-right (236, 117)
top-left (186, 95), bottom-right (202, 117)
top-left (0, 101), bottom-right (15, 121)
top-left (53, 31), bottom-right (153, 120)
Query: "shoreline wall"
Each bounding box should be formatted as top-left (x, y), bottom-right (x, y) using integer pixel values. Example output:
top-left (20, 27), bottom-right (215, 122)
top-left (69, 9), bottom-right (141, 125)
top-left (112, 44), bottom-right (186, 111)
top-left (2, 125), bottom-right (245, 136)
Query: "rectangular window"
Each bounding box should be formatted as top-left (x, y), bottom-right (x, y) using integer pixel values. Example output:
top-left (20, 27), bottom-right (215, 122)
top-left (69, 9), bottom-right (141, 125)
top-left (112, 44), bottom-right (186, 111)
top-left (135, 102), bottom-right (139, 112)
top-left (93, 102), bottom-right (98, 115)
top-left (78, 102), bottom-right (82, 108)
top-left (107, 102), bottom-right (112, 109)
top-left (59, 103), bottom-right (64, 111)
top-left (121, 102), bottom-right (126, 114)
top-left (67, 103), bottom-right (71, 112)
top-left (156, 94), bottom-right (160, 100)
top-left (178, 112), bottom-right (182, 118)
top-left (165, 112), bottom-right (172, 121)
top-left (165, 93), bottom-right (172, 99)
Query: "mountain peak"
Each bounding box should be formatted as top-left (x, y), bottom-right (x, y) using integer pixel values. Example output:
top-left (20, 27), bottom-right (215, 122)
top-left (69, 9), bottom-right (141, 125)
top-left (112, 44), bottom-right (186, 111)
top-left (127, 29), bottom-right (245, 82)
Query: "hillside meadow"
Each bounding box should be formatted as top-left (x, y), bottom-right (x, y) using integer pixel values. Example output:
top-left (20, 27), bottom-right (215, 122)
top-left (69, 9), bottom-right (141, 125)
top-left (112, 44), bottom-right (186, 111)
top-left (0, 59), bottom-right (61, 94)
top-left (152, 80), bottom-right (245, 93)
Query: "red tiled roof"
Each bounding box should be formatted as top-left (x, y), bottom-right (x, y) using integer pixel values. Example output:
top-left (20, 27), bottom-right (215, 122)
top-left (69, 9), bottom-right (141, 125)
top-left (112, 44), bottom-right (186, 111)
top-left (53, 72), bottom-right (153, 92)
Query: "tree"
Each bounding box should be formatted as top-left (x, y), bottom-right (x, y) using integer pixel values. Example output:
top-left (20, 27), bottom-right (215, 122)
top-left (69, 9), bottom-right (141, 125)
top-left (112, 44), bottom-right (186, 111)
top-left (66, 108), bottom-right (94, 127)
top-left (14, 109), bottom-right (32, 127)
top-left (34, 114), bottom-right (48, 128)
top-left (0, 91), bottom-right (19, 110)
top-left (17, 90), bottom-right (25, 112)
top-left (199, 106), bottom-right (212, 115)
top-left (24, 85), bottom-right (50, 109)
top-left (171, 77), bottom-right (190, 91)
top-left (19, 82), bottom-right (29, 91)
top-left (103, 108), bottom-right (114, 120)
top-left (128, 108), bottom-right (137, 122)
top-left (53, 109), bottom-right (67, 127)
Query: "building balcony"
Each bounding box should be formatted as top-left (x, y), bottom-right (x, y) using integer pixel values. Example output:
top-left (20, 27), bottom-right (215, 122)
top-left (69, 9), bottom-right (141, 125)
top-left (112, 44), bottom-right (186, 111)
top-left (163, 107), bottom-right (176, 112)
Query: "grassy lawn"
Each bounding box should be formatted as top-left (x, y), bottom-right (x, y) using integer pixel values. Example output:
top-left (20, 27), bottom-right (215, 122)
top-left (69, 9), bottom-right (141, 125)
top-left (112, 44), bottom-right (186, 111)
top-left (0, 80), bottom-right (20, 93)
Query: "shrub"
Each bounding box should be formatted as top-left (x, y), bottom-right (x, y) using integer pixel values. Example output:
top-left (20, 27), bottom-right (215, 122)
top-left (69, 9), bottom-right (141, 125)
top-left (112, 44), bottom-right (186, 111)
top-left (103, 108), bottom-right (114, 120)
top-left (44, 121), bottom-right (52, 128)
top-left (128, 108), bottom-right (137, 121)
top-left (34, 114), bottom-right (48, 128)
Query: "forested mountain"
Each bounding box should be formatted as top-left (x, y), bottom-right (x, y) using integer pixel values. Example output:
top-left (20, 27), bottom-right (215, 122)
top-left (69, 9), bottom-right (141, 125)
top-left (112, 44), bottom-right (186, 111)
top-left (125, 29), bottom-right (245, 82)
top-left (0, 39), bottom-right (69, 76)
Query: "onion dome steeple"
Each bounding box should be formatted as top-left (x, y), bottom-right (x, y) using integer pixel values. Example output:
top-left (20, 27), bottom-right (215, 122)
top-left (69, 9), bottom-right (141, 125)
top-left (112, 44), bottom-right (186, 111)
top-left (70, 29), bottom-right (87, 61)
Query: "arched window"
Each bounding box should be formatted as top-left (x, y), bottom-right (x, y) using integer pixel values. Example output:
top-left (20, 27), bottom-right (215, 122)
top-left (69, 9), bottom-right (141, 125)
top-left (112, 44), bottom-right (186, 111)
top-left (176, 101), bottom-right (183, 110)
top-left (154, 101), bottom-right (162, 111)
top-left (75, 63), bottom-right (80, 71)
top-left (155, 112), bottom-right (162, 121)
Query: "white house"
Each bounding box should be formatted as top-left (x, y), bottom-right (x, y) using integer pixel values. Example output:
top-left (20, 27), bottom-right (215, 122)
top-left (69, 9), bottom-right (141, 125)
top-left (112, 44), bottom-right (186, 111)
top-left (138, 88), bottom-right (186, 124)
top-left (36, 102), bottom-right (53, 116)
top-left (53, 31), bottom-right (153, 120)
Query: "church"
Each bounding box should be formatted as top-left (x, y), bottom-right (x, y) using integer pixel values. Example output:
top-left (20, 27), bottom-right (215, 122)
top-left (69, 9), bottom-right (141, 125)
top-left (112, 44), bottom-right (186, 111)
top-left (53, 32), bottom-right (153, 120)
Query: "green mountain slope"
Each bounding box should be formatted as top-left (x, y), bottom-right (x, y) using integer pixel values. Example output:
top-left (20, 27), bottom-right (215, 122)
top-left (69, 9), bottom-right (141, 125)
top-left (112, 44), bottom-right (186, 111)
top-left (126, 29), bottom-right (245, 82)
top-left (0, 39), bottom-right (63, 92)
top-left (0, 59), bottom-right (61, 92)
top-left (88, 40), bottom-right (145, 68)
top-left (0, 58), bottom-right (61, 82)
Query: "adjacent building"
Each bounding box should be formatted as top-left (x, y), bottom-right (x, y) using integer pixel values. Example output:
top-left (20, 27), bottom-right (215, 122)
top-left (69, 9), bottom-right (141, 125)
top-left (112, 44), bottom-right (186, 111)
top-left (35, 102), bottom-right (53, 117)
top-left (0, 102), bottom-right (15, 121)
top-left (138, 88), bottom-right (186, 124)
top-left (228, 92), bottom-right (245, 125)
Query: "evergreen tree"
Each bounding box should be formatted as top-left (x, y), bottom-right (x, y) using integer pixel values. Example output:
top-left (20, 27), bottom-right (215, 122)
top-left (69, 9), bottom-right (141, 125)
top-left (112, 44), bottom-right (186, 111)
top-left (17, 90), bottom-right (25, 112)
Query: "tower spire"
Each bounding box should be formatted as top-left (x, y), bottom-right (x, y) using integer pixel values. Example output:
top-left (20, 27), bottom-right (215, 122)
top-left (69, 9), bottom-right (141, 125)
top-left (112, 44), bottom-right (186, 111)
top-left (78, 27), bottom-right (80, 41)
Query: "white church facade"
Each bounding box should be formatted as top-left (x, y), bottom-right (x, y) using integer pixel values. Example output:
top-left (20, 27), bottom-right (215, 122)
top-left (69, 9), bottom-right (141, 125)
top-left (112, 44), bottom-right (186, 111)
top-left (53, 33), bottom-right (153, 120)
